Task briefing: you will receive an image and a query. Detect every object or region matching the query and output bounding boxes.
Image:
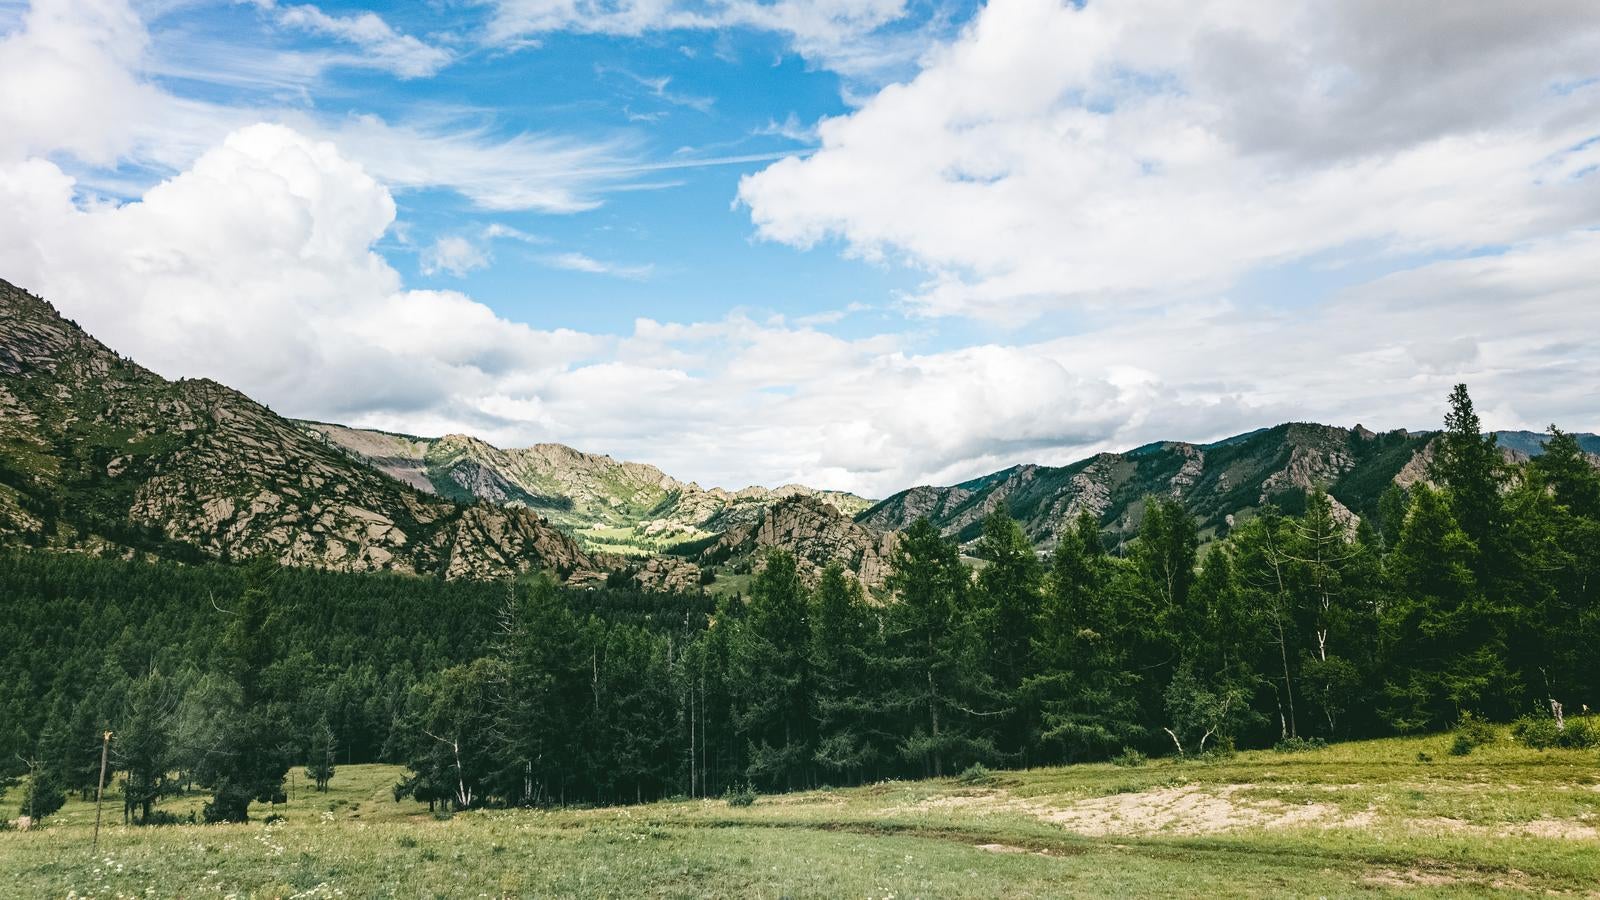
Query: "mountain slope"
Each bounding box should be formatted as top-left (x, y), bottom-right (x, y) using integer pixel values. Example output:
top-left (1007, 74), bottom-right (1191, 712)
top-left (301, 421), bottom-right (874, 554)
top-left (859, 424), bottom-right (1428, 549)
top-left (0, 279), bottom-right (608, 583)
top-left (695, 494), bottom-right (899, 591)
top-left (859, 422), bottom-right (1596, 550)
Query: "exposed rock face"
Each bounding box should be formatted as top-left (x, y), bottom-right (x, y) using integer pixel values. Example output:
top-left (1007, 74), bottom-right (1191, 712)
top-left (0, 279), bottom-right (600, 583)
top-left (303, 422), bottom-right (873, 550)
top-left (707, 495), bottom-right (898, 590)
top-left (861, 423), bottom-right (1440, 548)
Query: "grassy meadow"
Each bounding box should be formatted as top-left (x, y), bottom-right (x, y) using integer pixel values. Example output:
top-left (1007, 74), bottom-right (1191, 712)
top-left (2, 732), bottom-right (1598, 898)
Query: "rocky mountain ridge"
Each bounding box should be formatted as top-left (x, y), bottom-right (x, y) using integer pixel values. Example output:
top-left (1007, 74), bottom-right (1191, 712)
top-left (0, 279), bottom-right (643, 587)
top-left (859, 421), bottom-right (1594, 551)
top-left (300, 421), bottom-right (873, 554)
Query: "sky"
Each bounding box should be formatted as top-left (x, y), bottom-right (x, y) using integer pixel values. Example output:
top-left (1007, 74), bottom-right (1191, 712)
top-left (0, 0), bottom-right (1597, 497)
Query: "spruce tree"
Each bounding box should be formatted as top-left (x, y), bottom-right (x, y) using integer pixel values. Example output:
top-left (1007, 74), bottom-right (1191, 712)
top-left (810, 564), bottom-right (888, 783)
top-left (730, 550), bottom-right (814, 791)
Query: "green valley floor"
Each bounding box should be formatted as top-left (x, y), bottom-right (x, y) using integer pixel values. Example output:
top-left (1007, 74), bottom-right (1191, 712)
top-left (3, 734), bottom-right (1598, 898)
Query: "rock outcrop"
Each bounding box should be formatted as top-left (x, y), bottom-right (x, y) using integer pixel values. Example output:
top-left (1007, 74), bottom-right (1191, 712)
top-left (705, 495), bottom-right (897, 590)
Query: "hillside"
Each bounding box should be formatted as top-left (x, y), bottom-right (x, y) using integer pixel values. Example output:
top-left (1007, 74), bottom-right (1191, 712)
top-left (858, 422), bottom-right (1593, 550)
top-left (694, 493), bottom-right (899, 591)
top-left (0, 278), bottom-right (619, 584)
top-left (5, 734), bottom-right (1598, 897)
top-left (301, 421), bottom-right (874, 555)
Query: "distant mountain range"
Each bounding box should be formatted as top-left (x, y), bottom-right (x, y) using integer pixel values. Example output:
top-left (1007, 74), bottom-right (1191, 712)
top-left (2, 276), bottom-right (1592, 591)
top-left (298, 421), bottom-right (872, 556)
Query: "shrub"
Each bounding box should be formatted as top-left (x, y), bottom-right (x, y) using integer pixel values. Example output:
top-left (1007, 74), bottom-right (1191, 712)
top-left (955, 763), bottom-right (995, 785)
top-left (1450, 711), bottom-right (1496, 755)
top-left (1511, 715), bottom-right (1560, 749)
top-left (1273, 736), bottom-right (1328, 754)
top-left (724, 785), bottom-right (757, 808)
top-left (1111, 748), bottom-right (1147, 768)
top-left (1512, 714), bottom-right (1600, 750)
top-left (139, 810), bottom-right (190, 827)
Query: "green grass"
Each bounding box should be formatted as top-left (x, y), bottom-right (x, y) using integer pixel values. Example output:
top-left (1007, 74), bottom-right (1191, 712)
top-left (5, 733), bottom-right (1599, 897)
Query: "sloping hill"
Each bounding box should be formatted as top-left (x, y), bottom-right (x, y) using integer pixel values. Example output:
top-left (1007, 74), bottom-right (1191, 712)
top-left (302, 421), bottom-right (874, 554)
top-left (0, 278), bottom-right (605, 583)
top-left (859, 424), bottom-right (1435, 548)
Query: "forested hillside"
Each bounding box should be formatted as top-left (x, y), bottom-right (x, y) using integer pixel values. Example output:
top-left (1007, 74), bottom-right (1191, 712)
top-left (4, 386), bottom-right (1595, 824)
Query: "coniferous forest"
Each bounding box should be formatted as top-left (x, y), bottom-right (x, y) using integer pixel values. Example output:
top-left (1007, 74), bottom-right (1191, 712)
top-left (3, 387), bottom-right (1597, 822)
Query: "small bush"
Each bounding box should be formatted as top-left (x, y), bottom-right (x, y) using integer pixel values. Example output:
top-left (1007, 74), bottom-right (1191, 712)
top-left (1512, 714), bottom-right (1600, 750)
top-left (724, 785), bottom-right (757, 808)
top-left (1449, 711), bottom-right (1496, 756)
top-left (1111, 748), bottom-right (1147, 768)
top-left (139, 810), bottom-right (189, 827)
top-left (1415, 751), bottom-right (1433, 763)
top-left (955, 763), bottom-right (995, 785)
top-left (1273, 736), bottom-right (1328, 754)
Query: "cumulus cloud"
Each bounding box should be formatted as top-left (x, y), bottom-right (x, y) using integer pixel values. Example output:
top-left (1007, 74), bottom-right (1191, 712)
top-left (2, 0), bottom-right (1597, 500)
top-left (739, 0), bottom-right (1600, 322)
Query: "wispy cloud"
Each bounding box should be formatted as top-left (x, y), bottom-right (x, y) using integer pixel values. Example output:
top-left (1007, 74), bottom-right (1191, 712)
top-left (252, 0), bottom-right (450, 78)
top-left (421, 235), bottom-right (490, 277)
top-left (541, 251), bottom-right (654, 280)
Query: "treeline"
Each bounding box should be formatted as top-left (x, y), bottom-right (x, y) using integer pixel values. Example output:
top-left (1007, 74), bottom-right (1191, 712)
top-left (4, 386), bottom-right (1597, 821)
top-left (0, 554), bottom-right (711, 820)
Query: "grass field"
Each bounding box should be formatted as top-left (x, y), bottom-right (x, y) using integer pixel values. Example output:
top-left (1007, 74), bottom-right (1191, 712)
top-left (3, 732), bottom-right (1598, 897)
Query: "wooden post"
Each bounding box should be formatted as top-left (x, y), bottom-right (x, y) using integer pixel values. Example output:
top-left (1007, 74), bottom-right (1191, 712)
top-left (92, 730), bottom-right (111, 852)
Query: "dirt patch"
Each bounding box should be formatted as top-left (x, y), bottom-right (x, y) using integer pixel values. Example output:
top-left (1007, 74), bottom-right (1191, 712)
top-left (898, 785), bottom-right (1355, 837)
top-left (1032, 784), bottom-right (1346, 836)
top-left (1361, 868), bottom-right (1463, 888)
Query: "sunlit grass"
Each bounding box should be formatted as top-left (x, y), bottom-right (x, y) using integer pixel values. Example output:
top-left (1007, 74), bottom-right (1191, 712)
top-left (4, 731), bottom-right (1598, 897)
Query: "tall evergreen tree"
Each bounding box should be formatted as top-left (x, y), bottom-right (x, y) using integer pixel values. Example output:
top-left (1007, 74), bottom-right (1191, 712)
top-left (810, 564), bottom-right (888, 783)
top-left (730, 551), bottom-right (814, 791)
top-left (200, 559), bottom-right (294, 822)
top-left (882, 519), bottom-right (992, 777)
top-left (1027, 513), bottom-right (1143, 761)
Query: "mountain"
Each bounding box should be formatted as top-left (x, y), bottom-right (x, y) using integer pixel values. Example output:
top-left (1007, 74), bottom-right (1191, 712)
top-left (858, 423), bottom-right (1598, 551)
top-left (695, 494), bottom-right (899, 591)
top-left (300, 421), bottom-right (874, 555)
top-left (0, 278), bottom-right (632, 585)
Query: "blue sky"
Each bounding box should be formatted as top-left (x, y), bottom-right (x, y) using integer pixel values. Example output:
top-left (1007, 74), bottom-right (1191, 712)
top-left (1, 0), bottom-right (1597, 495)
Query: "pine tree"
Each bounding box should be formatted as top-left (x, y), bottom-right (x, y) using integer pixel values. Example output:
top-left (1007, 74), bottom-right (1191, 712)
top-left (200, 560), bottom-right (294, 822)
top-left (1027, 513), bottom-right (1143, 761)
top-left (730, 550), bottom-right (814, 791)
top-left (972, 509), bottom-right (1044, 760)
top-left (1431, 384), bottom-right (1503, 564)
top-left (809, 564), bottom-right (888, 783)
top-left (117, 671), bottom-right (180, 824)
top-left (306, 716), bottom-right (336, 792)
top-left (882, 519), bottom-right (993, 777)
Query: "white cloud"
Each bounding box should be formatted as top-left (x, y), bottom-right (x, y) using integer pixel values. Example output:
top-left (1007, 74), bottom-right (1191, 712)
top-left (3, 0), bottom-right (1597, 501)
top-left (0, 123), bottom-right (604, 421)
top-left (0, 0), bottom-right (644, 213)
top-left (738, 0), bottom-right (1600, 322)
top-left (483, 0), bottom-right (916, 76)
top-left (421, 235), bottom-right (491, 277)
top-left (541, 251), bottom-right (654, 280)
top-left (259, 1), bottom-right (452, 79)
top-left (0, 0), bottom-right (170, 165)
